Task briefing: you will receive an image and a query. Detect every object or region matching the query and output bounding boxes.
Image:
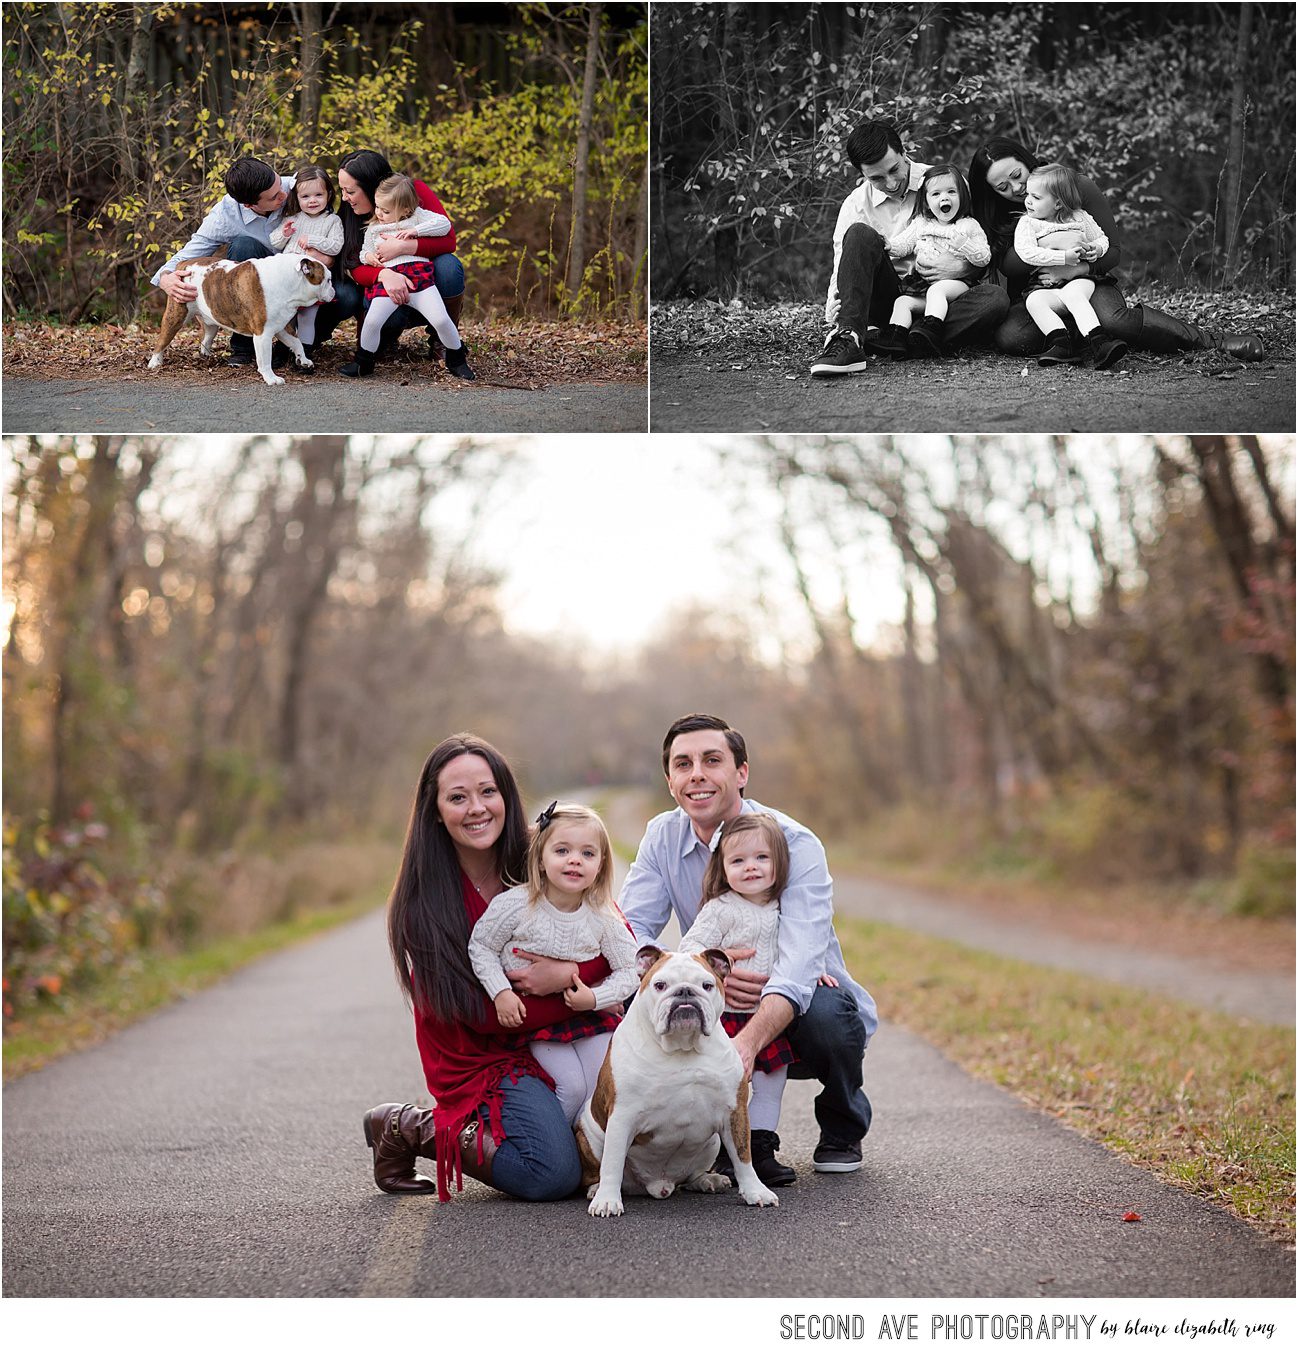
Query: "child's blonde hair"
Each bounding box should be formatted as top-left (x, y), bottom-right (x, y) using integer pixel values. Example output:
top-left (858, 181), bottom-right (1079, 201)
top-left (1026, 163), bottom-right (1087, 217)
top-left (700, 813), bottom-right (789, 907)
top-left (374, 173), bottom-right (420, 220)
top-left (526, 802), bottom-right (615, 910)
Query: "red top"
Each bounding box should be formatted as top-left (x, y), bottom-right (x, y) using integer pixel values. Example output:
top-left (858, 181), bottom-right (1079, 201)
top-left (412, 873), bottom-right (611, 1199)
top-left (348, 178), bottom-right (457, 287)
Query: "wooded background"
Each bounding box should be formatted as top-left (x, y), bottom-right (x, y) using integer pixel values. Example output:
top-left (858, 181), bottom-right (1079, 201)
top-left (653, 2), bottom-right (1295, 300)
top-left (3, 2), bottom-right (647, 323)
top-left (4, 434), bottom-right (1292, 1017)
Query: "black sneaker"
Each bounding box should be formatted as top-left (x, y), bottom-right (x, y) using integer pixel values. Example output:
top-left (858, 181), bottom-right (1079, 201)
top-left (810, 330), bottom-right (868, 377)
top-left (812, 1139), bottom-right (863, 1173)
top-left (751, 1130), bottom-right (796, 1187)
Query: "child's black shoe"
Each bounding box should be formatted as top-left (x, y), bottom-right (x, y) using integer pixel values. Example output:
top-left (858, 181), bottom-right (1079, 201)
top-left (907, 315), bottom-right (945, 359)
top-left (1037, 332), bottom-right (1076, 366)
top-left (340, 351), bottom-right (376, 378)
top-left (445, 341), bottom-right (476, 381)
top-left (750, 1130), bottom-right (796, 1188)
top-left (1083, 330), bottom-right (1128, 370)
top-left (863, 323), bottom-right (911, 360)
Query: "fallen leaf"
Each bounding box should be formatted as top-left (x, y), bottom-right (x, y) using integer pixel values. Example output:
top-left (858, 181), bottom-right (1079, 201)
top-left (1122, 1211), bottom-right (1141, 1223)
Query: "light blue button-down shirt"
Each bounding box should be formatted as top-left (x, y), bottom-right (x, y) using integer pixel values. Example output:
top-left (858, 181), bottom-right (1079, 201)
top-left (149, 176), bottom-right (296, 286)
top-left (619, 797), bottom-right (877, 1041)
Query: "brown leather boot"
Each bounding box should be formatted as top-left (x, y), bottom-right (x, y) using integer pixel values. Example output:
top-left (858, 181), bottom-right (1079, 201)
top-left (363, 1102), bottom-right (436, 1194)
top-left (457, 1117), bottom-right (499, 1186)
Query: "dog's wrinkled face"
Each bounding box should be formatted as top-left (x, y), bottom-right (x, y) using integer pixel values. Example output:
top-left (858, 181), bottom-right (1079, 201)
top-left (297, 256), bottom-right (335, 304)
top-left (635, 946), bottom-right (729, 1046)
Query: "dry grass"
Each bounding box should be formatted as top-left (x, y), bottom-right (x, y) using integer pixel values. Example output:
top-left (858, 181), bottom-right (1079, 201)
top-left (839, 917), bottom-right (1295, 1246)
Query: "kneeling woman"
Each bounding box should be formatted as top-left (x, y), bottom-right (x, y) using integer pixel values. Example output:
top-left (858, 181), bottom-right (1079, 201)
top-left (364, 735), bottom-right (611, 1201)
top-left (969, 136), bottom-right (1264, 361)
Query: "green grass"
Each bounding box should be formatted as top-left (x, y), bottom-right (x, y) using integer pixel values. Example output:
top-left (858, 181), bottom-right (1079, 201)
top-left (3, 890), bottom-right (383, 1081)
top-left (838, 916), bottom-right (1295, 1244)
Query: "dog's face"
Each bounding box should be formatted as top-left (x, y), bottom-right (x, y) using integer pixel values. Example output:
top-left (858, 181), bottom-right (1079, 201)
top-left (296, 256), bottom-right (335, 304)
top-left (634, 946), bottom-right (729, 1045)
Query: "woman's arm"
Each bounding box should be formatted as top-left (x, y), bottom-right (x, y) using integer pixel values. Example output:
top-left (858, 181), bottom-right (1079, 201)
top-left (410, 181), bottom-right (457, 258)
top-left (1076, 176), bottom-right (1122, 274)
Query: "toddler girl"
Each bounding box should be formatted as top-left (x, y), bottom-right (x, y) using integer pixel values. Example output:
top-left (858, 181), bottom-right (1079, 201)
top-left (468, 801), bottom-right (637, 1125)
top-left (678, 812), bottom-right (802, 1188)
top-left (341, 173), bottom-right (475, 381)
top-left (269, 165), bottom-right (343, 354)
top-left (1013, 163), bottom-right (1127, 369)
top-left (873, 164), bottom-right (990, 360)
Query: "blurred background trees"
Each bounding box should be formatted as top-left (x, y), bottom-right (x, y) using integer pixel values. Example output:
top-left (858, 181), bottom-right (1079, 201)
top-left (4, 434), bottom-right (1292, 1016)
top-left (652, 2), bottom-right (1295, 300)
top-left (3, 2), bottom-right (646, 323)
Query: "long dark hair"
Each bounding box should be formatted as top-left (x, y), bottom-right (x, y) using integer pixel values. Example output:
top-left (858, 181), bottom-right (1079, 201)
top-left (968, 135), bottom-right (1043, 256)
top-left (338, 148), bottom-right (396, 275)
top-left (387, 734), bottom-right (529, 1023)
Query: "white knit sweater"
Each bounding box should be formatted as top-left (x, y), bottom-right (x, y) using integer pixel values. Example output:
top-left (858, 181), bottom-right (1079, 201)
top-left (678, 891), bottom-right (780, 1014)
top-left (468, 885), bottom-right (639, 1011)
top-left (269, 209), bottom-right (343, 257)
top-left (360, 206), bottom-right (452, 269)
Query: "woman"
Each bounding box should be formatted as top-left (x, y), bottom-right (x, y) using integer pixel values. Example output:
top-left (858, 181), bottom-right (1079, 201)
top-left (363, 734), bottom-right (610, 1201)
top-left (312, 149), bottom-right (467, 365)
top-left (969, 135), bottom-right (1264, 361)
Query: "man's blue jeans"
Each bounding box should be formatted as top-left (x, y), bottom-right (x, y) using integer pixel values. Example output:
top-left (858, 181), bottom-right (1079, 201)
top-left (480, 1072), bottom-right (582, 1202)
top-left (785, 984), bottom-right (872, 1146)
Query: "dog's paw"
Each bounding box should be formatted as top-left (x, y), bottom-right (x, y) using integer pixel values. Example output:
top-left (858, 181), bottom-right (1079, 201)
top-left (740, 1183), bottom-right (779, 1208)
top-left (147, 354), bottom-right (162, 370)
top-left (683, 1171), bottom-right (732, 1193)
top-left (261, 372), bottom-right (286, 386)
top-left (295, 357), bottom-right (314, 370)
top-left (588, 1191), bottom-right (624, 1218)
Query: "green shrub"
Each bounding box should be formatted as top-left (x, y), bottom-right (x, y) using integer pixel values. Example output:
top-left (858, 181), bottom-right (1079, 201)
top-left (1229, 844), bottom-right (1296, 919)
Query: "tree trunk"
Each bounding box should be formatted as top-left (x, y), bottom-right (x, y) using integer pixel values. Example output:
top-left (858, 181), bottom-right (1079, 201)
top-left (1222, 2), bottom-right (1254, 273)
top-left (294, 2), bottom-right (325, 144)
top-left (564, 3), bottom-right (603, 304)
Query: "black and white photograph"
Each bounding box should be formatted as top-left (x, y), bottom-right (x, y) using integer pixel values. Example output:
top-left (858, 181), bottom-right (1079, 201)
top-left (650, 3), bottom-right (1295, 432)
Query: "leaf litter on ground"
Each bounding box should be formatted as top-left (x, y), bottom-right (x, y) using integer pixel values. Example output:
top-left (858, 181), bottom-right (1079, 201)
top-left (4, 316), bottom-right (648, 391)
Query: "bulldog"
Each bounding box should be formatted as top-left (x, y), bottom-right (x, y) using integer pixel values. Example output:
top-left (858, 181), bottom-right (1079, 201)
top-left (576, 945), bottom-right (780, 1218)
top-left (148, 253), bottom-right (335, 385)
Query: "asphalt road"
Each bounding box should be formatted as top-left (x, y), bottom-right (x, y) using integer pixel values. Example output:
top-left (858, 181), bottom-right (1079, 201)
top-left (4, 904), bottom-right (1292, 1301)
top-left (1, 375), bottom-right (648, 433)
top-left (649, 352), bottom-right (1296, 433)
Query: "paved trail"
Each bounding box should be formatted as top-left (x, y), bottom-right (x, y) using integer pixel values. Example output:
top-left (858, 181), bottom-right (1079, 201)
top-left (2, 375), bottom-right (647, 433)
top-left (4, 902), bottom-right (1291, 1300)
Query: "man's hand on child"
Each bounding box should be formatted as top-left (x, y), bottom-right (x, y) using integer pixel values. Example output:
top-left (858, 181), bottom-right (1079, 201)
top-left (722, 946), bottom-right (768, 1010)
top-left (494, 990), bottom-right (527, 1028)
top-left (510, 950), bottom-right (580, 996)
top-left (563, 978), bottom-right (597, 1011)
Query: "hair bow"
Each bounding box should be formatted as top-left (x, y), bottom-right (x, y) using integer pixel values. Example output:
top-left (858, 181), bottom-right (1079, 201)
top-left (535, 800), bottom-right (558, 830)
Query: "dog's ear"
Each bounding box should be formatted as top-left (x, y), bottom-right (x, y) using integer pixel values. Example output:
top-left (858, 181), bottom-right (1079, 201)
top-left (700, 948), bottom-right (731, 980)
top-left (298, 257), bottom-right (320, 281)
top-left (635, 944), bottom-right (665, 978)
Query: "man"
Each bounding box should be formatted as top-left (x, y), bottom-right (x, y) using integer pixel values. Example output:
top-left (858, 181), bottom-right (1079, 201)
top-left (618, 713), bottom-right (877, 1177)
top-left (150, 156), bottom-right (298, 368)
top-left (810, 119), bottom-right (1008, 377)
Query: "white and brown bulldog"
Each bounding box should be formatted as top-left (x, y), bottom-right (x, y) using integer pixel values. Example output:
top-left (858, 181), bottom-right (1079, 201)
top-left (148, 253), bottom-right (335, 386)
top-left (576, 945), bottom-right (779, 1218)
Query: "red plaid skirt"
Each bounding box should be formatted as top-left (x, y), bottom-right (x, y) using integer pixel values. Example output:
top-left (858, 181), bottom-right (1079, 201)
top-left (525, 1008), bottom-right (622, 1045)
top-left (365, 259), bottom-right (439, 301)
top-left (723, 1010), bottom-right (797, 1076)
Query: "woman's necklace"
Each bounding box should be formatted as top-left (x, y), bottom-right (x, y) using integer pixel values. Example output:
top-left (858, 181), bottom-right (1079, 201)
top-left (465, 861), bottom-right (497, 897)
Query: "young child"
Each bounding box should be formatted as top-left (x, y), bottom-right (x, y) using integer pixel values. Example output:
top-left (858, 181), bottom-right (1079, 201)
top-left (872, 164), bottom-right (990, 360)
top-left (1013, 162), bottom-right (1127, 369)
top-left (467, 801), bottom-right (638, 1125)
top-left (677, 812), bottom-right (804, 1189)
top-left (269, 165), bottom-right (343, 355)
top-left (340, 173), bottom-right (475, 381)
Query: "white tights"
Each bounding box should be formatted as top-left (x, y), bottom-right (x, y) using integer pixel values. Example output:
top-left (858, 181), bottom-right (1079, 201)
top-left (360, 285), bottom-right (461, 354)
top-left (530, 1032), bottom-right (612, 1125)
top-left (1026, 279), bottom-right (1099, 337)
top-left (294, 302), bottom-right (319, 346)
top-left (747, 1064), bottom-right (788, 1132)
top-left (890, 279), bottom-right (969, 327)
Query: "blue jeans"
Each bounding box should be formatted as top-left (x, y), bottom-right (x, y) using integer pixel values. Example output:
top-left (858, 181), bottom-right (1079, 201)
top-left (785, 985), bottom-right (872, 1146)
top-left (481, 1072), bottom-right (582, 1202)
top-left (314, 254), bottom-right (465, 348)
